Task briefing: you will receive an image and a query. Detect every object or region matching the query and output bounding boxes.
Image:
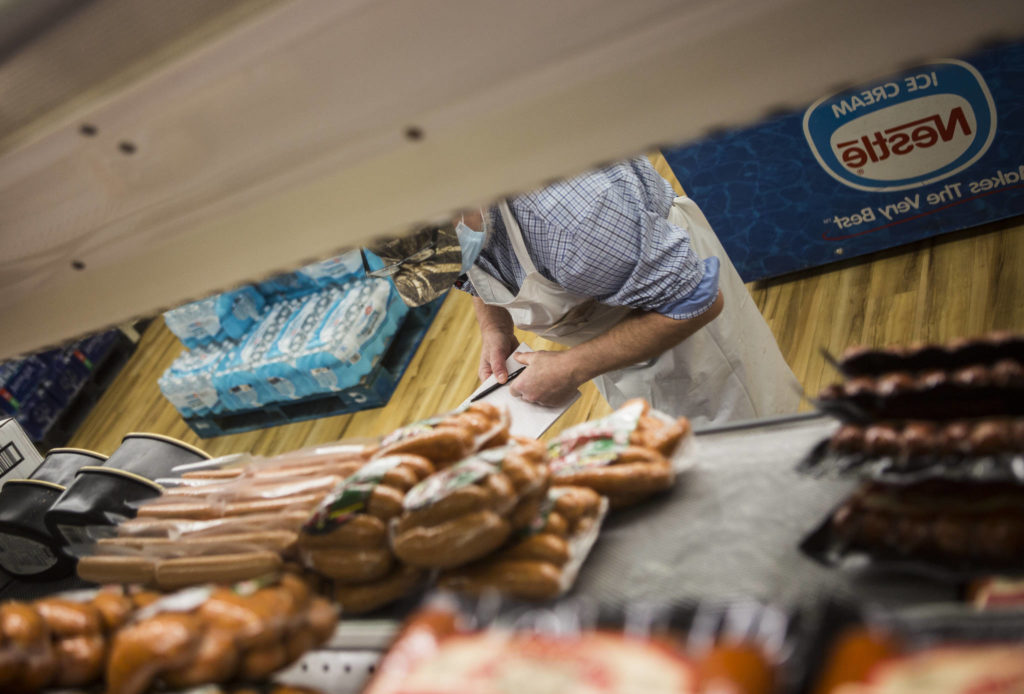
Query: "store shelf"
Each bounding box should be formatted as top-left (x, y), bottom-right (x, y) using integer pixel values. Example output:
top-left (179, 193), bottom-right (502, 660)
top-left (183, 297), bottom-right (444, 438)
top-left (33, 327), bottom-right (141, 451)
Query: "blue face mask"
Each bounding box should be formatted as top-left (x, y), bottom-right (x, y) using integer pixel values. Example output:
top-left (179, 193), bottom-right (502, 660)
top-left (455, 211), bottom-right (488, 274)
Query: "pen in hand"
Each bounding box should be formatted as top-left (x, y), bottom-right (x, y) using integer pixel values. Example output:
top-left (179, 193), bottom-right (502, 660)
top-left (470, 367), bottom-right (526, 402)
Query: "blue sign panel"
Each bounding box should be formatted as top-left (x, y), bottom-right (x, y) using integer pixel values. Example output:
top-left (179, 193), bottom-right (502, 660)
top-left (663, 42), bottom-right (1024, 281)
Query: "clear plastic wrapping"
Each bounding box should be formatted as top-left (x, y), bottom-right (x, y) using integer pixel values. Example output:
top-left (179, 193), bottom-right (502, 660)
top-left (101, 573), bottom-right (337, 694)
top-left (372, 402), bottom-right (511, 468)
top-left (797, 417), bottom-right (1024, 484)
top-left (546, 398), bottom-right (696, 508)
top-left (74, 441), bottom-right (375, 589)
top-left (438, 485), bottom-right (609, 601)
top-left (389, 439), bottom-right (551, 571)
top-left (363, 593), bottom-right (796, 694)
top-left (804, 600), bottom-right (1024, 694)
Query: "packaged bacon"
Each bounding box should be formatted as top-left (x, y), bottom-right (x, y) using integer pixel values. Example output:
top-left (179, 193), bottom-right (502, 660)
top-left (364, 594), bottom-right (794, 694)
top-left (372, 402), bottom-right (510, 469)
top-left (547, 398), bottom-right (694, 509)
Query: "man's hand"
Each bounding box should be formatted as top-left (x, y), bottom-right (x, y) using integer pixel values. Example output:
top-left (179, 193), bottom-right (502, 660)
top-left (508, 350), bottom-right (580, 406)
top-left (479, 330), bottom-right (520, 383)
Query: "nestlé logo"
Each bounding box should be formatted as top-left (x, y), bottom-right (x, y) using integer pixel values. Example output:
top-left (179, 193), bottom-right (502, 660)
top-left (804, 60), bottom-right (996, 192)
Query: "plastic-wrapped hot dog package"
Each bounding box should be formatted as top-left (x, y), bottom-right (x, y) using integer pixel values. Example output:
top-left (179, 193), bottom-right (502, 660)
top-left (372, 402), bottom-right (510, 469)
top-left (798, 417), bottom-right (1024, 484)
top-left (104, 573), bottom-right (338, 694)
top-left (0, 584), bottom-right (159, 693)
top-left (363, 593), bottom-right (795, 694)
top-left (808, 603), bottom-right (1024, 694)
top-left (801, 480), bottom-right (1024, 580)
top-left (390, 438), bottom-right (550, 570)
top-left (172, 441), bottom-right (376, 483)
top-left (547, 398), bottom-right (694, 509)
top-left (298, 454), bottom-right (435, 614)
top-left (76, 476), bottom-right (341, 589)
top-left (438, 485), bottom-right (607, 601)
top-left (75, 447), bottom-right (373, 589)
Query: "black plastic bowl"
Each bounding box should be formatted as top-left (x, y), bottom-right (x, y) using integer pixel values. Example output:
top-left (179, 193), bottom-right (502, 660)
top-left (0, 448), bottom-right (107, 579)
top-left (45, 433), bottom-right (209, 547)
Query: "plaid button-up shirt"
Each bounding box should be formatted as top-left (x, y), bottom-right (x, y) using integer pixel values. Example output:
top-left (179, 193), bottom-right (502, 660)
top-left (461, 157), bottom-right (719, 320)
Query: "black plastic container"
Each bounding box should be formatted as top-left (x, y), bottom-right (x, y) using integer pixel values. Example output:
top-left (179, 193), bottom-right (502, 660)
top-left (45, 433), bottom-right (209, 546)
top-left (0, 447), bottom-right (106, 579)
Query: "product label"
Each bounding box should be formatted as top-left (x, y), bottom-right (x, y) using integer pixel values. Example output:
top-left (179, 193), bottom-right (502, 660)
top-left (135, 586), bottom-right (214, 621)
top-left (403, 448), bottom-right (507, 511)
top-left (548, 400), bottom-right (644, 474)
top-left (804, 61), bottom-right (995, 192)
top-left (0, 441), bottom-right (24, 475)
top-left (0, 532), bottom-right (58, 573)
top-left (525, 489), bottom-right (559, 537)
top-left (303, 456), bottom-right (405, 533)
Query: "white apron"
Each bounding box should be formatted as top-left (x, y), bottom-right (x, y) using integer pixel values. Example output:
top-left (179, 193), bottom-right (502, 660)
top-left (467, 198), bottom-right (801, 426)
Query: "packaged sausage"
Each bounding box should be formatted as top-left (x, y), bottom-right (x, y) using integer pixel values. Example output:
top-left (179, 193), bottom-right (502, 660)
top-left (547, 398), bottom-right (694, 508)
top-left (801, 480), bottom-right (1024, 579)
top-left (0, 584), bottom-right (152, 692)
top-left (372, 402), bottom-right (510, 468)
top-left (363, 594), bottom-right (793, 694)
top-left (438, 485), bottom-right (607, 601)
top-left (78, 484), bottom-right (327, 589)
top-left (816, 364), bottom-right (1024, 421)
top-left (390, 438), bottom-right (550, 570)
top-left (105, 573), bottom-right (337, 694)
top-left (797, 417), bottom-right (1024, 484)
top-left (808, 603), bottom-right (1024, 694)
top-left (298, 454), bottom-right (435, 614)
top-left (834, 331), bottom-right (1024, 378)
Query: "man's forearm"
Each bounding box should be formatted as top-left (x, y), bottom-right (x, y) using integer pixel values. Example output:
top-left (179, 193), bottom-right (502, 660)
top-left (562, 291), bottom-right (725, 384)
top-left (472, 295), bottom-right (516, 336)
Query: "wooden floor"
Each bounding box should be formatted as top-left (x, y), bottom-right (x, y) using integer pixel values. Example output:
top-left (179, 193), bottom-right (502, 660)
top-left (68, 154), bottom-right (1024, 459)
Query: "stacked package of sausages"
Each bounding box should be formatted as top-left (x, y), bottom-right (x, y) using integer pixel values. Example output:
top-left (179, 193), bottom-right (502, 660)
top-left (0, 576), bottom-right (336, 694)
top-left (802, 331), bottom-right (1024, 576)
top-left (299, 399), bottom-right (692, 612)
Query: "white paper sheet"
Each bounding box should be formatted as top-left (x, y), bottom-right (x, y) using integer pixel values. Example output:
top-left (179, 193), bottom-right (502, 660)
top-left (460, 344), bottom-right (579, 439)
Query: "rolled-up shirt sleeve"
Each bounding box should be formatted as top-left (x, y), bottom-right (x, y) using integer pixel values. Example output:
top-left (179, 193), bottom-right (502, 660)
top-left (548, 186), bottom-right (721, 321)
